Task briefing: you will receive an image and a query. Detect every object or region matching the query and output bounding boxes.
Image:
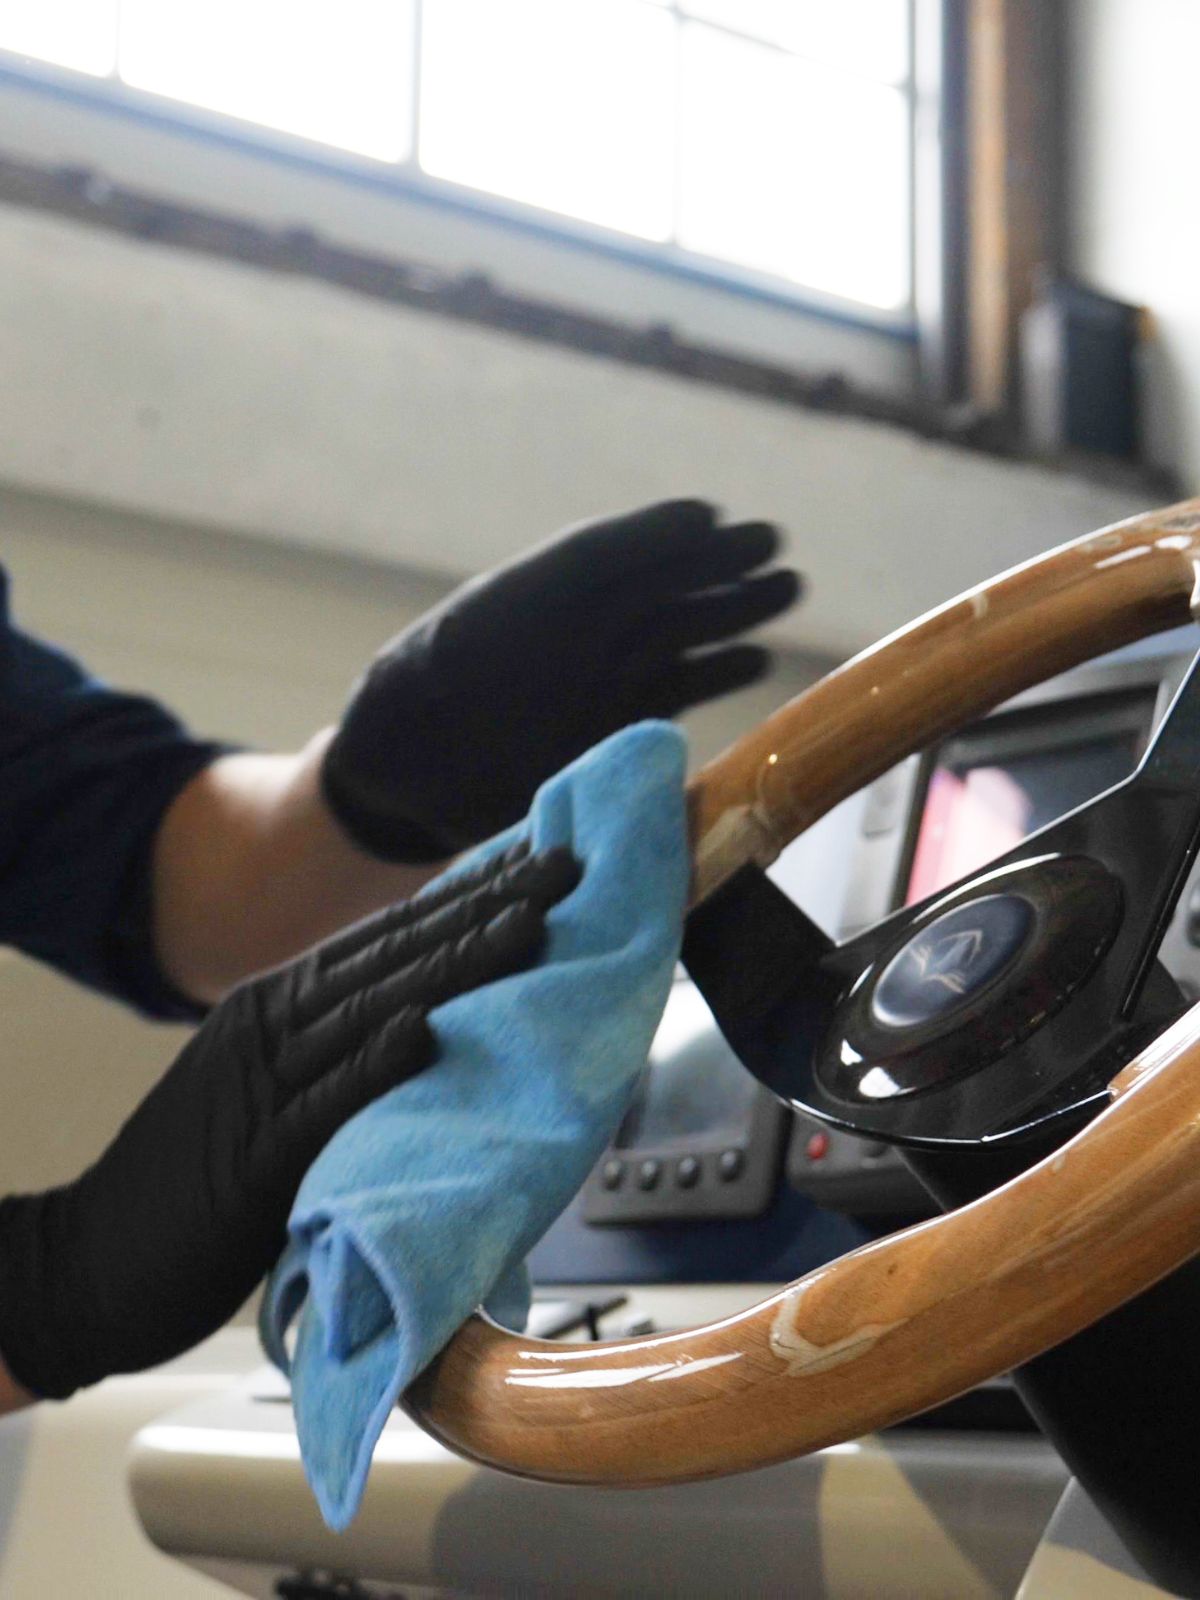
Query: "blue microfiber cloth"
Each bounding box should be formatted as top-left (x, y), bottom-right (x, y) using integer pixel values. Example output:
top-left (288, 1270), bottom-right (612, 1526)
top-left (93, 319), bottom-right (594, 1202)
top-left (260, 721), bottom-right (689, 1530)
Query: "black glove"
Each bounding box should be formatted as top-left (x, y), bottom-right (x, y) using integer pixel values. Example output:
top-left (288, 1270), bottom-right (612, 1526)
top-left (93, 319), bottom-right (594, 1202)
top-left (321, 499), bottom-right (801, 861)
top-left (0, 842), bottom-right (578, 1400)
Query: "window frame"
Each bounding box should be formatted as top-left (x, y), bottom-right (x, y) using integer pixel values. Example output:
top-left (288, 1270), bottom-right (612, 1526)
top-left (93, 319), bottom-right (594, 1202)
top-left (0, 0), bottom-right (932, 341)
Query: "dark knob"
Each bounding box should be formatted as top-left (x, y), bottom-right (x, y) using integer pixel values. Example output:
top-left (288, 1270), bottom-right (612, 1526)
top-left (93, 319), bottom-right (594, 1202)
top-left (675, 1155), bottom-right (701, 1188)
top-left (600, 1158), bottom-right (624, 1190)
top-left (717, 1148), bottom-right (745, 1182)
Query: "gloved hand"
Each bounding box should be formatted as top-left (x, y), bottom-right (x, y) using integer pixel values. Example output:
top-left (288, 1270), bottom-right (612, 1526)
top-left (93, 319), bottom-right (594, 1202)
top-left (0, 842), bottom-right (578, 1400)
top-left (321, 499), bottom-right (801, 861)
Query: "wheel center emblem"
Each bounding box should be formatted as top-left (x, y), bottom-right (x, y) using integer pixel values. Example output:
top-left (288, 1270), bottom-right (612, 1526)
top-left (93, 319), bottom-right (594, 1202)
top-left (908, 928), bottom-right (988, 995)
top-left (871, 895), bottom-right (1034, 1030)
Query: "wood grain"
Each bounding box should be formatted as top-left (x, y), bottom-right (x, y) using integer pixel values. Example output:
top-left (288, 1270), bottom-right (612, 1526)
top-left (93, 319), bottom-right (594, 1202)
top-left (407, 1001), bottom-right (1200, 1484)
top-left (406, 497), bottom-right (1200, 1485)
top-left (689, 497), bottom-right (1200, 903)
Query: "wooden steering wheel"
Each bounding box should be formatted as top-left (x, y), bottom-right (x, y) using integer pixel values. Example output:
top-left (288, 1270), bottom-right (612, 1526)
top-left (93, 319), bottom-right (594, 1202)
top-left (405, 496), bottom-right (1200, 1488)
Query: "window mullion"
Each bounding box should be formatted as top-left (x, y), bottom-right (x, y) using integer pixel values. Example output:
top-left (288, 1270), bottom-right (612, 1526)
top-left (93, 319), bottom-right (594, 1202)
top-left (408, 0), bottom-right (424, 175)
top-left (669, 5), bottom-right (684, 249)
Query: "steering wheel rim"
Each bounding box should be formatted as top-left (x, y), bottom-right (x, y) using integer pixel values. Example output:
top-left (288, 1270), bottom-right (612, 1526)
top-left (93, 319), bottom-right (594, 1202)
top-left (405, 496), bottom-right (1200, 1486)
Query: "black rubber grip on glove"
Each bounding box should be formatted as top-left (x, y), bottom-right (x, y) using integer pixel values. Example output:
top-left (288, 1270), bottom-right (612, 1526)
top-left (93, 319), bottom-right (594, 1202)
top-left (0, 843), bottom-right (579, 1400)
top-left (321, 499), bottom-right (802, 862)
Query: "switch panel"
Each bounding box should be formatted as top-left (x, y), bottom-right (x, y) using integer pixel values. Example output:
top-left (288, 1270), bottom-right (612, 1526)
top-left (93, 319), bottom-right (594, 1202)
top-left (786, 1114), bottom-right (934, 1216)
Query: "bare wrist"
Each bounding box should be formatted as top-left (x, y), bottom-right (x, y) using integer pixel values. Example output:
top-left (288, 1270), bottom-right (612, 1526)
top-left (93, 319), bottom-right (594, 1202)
top-left (0, 1347), bottom-right (35, 1415)
top-left (153, 730), bottom-right (449, 1004)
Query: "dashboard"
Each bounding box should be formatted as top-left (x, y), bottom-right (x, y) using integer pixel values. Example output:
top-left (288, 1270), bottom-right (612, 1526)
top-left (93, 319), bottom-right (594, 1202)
top-left (127, 630), bottom-right (1200, 1600)
top-left (529, 627), bottom-right (1200, 1289)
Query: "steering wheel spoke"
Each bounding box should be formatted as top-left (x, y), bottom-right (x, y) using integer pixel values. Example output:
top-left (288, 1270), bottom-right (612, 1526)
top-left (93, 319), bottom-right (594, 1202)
top-left (1102, 646), bottom-right (1200, 998)
top-left (983, 644), bottom-right (1200, 1017)
top-left (410, 496), bottom-right (1200, 1528)
top-left (682, 867), bottom-right (840, 1103)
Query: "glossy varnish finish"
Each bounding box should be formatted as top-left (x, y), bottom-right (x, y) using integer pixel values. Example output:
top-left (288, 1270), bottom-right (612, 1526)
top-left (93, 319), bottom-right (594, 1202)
top-left (408, 498), bottom-right (1200, 1485)
top-left (690, 497), bottom-right (1200, 903)
top-left (408, 1001), bottom-right (1200, 1484)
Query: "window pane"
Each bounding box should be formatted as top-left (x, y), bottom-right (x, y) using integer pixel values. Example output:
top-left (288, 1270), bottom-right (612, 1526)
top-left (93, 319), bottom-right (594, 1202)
top-left (119, 0), bottom-right (415, 161)
top-left (679, 23), bottom-right (910, 309)
top-left (420, 0), bottom-right (675, 241)
top-left (681, 0), bottom-right (910, 84)
top-left (0, 0), bottom-right (117, 76)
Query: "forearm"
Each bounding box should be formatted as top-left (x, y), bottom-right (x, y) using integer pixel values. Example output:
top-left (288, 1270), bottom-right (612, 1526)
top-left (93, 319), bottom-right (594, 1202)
top-left (0, 1348), bottom-right (33, 1415)
top-left (152, 729), bottom-right (448, 1004)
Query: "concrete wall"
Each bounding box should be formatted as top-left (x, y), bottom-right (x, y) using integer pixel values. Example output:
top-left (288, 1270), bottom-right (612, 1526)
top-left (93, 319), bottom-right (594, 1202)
top-left (1065, 0), bottom-right (1200, 492)
top-left (0, 0), bottom-right (1188, 1237)
top-left (0, 36), bottom-right (1179, 1598)
top-left (0, 484), bottom-right (834, 1197)
top-left (0, 26), bottom-right (1174, 1208)
top-left (0, 192), bottom-right (1151, 659)
top-left (0, 66), bottom-right (912, 391)
top-left (0, 65), bottom-right (1156, 665)
top-left (0, 487), bottom-right (853, 1600)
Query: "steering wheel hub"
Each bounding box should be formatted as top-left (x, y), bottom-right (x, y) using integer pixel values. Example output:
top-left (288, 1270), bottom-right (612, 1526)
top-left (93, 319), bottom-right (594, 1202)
top-left (870, 894), bottom-right (1035, 1030)
top-left (814, 855), bottom-right (1125, 1108)
top-left (407, 496), bottom-right (1200, 1600)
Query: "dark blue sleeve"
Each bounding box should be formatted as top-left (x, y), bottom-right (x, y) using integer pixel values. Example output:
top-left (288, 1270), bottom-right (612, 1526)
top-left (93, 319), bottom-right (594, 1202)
top-left (0, 566), bottom-right (233, 1020)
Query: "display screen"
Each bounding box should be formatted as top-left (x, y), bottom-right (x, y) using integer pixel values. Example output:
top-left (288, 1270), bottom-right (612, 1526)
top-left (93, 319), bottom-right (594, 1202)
top-left (906, 694), bottom-right (1154, 905)
top-left (615, 981), bottom-right (758, 1150)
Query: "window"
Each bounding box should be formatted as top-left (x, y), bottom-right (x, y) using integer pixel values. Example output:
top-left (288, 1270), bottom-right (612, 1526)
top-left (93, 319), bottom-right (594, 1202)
top-left (0, 0), bottom-right (915, 316)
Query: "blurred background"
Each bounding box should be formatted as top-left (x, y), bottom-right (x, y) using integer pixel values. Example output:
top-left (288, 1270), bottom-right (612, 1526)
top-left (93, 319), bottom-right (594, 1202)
top-left (0, 3), bottom-right (1198, 1594)
top-left (0, 0), bottom-right (1195, 1224)
top-left (0, 0), bottom-right (1194, 1218)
